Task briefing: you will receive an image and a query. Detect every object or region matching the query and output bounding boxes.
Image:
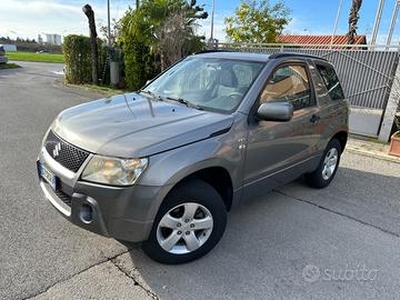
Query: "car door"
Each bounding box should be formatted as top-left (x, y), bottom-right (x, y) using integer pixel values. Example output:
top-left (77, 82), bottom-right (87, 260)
top-left (242, 61), bottom-right (321, 199)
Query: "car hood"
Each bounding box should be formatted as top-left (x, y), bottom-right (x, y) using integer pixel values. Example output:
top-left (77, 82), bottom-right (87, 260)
top-left (52, 92), bottom-right (234, 157)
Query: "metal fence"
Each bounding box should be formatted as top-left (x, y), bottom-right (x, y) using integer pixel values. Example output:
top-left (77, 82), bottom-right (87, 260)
top-left (212, 42), bottom-right (400, 137)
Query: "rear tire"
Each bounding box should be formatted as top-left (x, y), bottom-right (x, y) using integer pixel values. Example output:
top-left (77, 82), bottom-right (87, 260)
top-left (142, 179), bottom-right (227, 264)
top-left (305, 138), bottom-right (342, 189)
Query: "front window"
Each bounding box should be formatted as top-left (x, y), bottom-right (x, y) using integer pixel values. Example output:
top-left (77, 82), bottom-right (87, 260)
top-left (260, 64), bottom-right (314, 110)
top-left (144, 57), bottom-right (265, 113)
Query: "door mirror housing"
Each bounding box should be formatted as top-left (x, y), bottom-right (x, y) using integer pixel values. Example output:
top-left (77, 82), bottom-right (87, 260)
top-left (256, 102), bottom-right (294, 122)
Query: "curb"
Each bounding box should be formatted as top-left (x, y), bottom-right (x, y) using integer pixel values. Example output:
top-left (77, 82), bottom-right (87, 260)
top-left (345, 146), bottom-right (400, 164)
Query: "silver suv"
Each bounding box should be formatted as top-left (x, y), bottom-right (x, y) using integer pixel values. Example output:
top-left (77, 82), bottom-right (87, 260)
top-left (37, 52), bottom-right (349, 264)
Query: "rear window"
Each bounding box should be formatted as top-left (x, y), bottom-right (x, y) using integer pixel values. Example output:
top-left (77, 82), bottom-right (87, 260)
top-left (316, 64), bottom-right (344, 101)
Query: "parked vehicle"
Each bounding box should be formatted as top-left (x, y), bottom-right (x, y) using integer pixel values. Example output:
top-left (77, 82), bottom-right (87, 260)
top-left (0, 46), bottom-right (8, 64)
top-left (37, 51), bottom-right (349, 264)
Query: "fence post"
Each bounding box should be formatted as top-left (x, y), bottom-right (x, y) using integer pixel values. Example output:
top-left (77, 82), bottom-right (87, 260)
top-left (378, 57), bottom-right (400, 142)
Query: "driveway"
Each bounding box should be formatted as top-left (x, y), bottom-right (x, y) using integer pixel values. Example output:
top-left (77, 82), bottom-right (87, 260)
top-left (1, 62), bottom-right (399, 300)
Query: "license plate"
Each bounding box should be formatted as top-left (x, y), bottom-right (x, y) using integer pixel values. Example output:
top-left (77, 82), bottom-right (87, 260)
top-left (40, 163), bottom-right (57, 190)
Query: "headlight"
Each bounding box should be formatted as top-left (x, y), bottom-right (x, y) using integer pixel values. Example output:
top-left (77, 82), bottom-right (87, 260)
top-left (81, 156), bottom-right (148, 186)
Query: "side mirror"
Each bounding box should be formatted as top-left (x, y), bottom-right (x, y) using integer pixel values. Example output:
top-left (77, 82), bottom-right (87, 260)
top-left (256, 102), bottom-right (293, 122)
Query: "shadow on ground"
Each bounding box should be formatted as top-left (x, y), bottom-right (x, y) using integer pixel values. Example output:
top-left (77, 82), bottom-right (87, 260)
top-left (113, 166), bottom-right (400, 300)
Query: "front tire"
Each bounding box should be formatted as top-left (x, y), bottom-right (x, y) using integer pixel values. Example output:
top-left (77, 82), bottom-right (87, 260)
top-left (305, 138), bottom-right (342, 189)
top-left (142, 179), bottom-right (227, 264)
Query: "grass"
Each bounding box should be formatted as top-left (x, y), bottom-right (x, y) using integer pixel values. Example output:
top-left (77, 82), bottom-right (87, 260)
top-left (0, 63), bottom-right (21, 70)
top-left (63, 82), bottom-right (126, 97)
top-left (7, 51), bottom-right (64, 63)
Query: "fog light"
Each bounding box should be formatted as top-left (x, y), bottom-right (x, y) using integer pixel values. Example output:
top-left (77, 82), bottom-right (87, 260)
top-left (80, 204), bottom-right (93, 224)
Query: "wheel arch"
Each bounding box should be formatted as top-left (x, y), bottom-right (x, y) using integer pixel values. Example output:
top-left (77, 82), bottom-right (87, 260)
top-left (332, 130), bottom-right (348, 153)
top-left (175, 167), bottom-right (234, 211)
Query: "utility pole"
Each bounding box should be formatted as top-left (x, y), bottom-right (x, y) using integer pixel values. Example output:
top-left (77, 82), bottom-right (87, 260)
top-left (210, 0), bottom-right (215, 40)
top-left (136, 0), bottom-right (139, 9)
top-left (107, 0), bottom-right (111, 45)
top-left (371, 0), bottom-right (385, 47)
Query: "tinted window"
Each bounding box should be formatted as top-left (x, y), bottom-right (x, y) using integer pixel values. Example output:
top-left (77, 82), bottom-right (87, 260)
top-left (261, 64), bottom-right (313, 110)
top-left (316, 64), bottom-right (344, 101)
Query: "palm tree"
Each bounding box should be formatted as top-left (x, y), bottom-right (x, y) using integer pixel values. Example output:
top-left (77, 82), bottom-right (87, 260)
top-left (347, 0), bottom-right (363, 44)
top-left (128, 0), bottom-right (207, 70)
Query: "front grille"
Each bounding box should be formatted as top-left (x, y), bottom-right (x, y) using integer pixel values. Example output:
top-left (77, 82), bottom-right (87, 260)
top-left (44, 130), bottom-right (90, 173)
top-left (55, 189), bottom-right (72, 207)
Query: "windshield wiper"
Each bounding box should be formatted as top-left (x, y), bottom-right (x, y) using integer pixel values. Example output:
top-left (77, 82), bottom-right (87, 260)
top-left (166, 96), bottom-right (203, 110)
top-left (139, 89), bottom-right (162, 100)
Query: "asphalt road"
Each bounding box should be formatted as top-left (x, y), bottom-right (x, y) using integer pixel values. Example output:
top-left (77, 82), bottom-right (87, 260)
top-left (1, 61), bottom-right (400, 300)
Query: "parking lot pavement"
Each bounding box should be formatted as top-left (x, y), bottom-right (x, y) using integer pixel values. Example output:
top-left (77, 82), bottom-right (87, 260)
top-left (1, 62), bottom-right (400, 300)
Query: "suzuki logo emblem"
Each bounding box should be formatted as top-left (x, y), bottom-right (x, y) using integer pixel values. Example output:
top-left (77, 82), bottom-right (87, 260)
top-left (53, 143), bottom-right (61, 158)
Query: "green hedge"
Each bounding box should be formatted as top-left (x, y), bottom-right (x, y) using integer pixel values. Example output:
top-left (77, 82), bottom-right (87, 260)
top-left (63, 35), bottom-right (106, 84)
top-left (123, 38), bottom-right (156, 91)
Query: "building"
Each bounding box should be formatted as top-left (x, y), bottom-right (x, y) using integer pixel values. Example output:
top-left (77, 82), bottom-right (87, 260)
top-left (277, 35), bottom-right (367, 48)
top-left (44, 33), bottom-right (61, 46)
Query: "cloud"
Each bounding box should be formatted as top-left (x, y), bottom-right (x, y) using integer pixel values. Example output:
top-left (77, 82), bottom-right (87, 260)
top-left (0, 0), bottom-right (129, 40)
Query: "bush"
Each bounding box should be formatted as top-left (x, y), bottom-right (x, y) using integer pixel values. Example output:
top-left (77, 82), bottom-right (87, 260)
top-left (63, 35), bottom-right (107, 84)
top-left (122, 38), bottom-right (159, 91)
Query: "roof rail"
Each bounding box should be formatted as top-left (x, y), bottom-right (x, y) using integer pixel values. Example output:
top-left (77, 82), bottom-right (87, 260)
top-left (193, 49), bottom-right (231, 55)
top-left (269, 52), bottom-right (327, 61)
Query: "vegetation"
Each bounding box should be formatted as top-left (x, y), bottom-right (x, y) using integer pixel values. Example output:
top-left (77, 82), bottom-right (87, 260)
top-left (347, 0), bottom-right (363, 44)
top-left (0, 36), bottom-right (62, 53)
top-left (63, 35), bottom-right (106, 84)
top-left (225, 0), bottom-right (291, 43)
top-left (0, 63), bottom-right (21, 70)
top-left (120, 0), bottom-right (208, 91)
top-left (64, 82), bottom-right (124, 97)
top-left (7, 51), bottom-right (64, 63)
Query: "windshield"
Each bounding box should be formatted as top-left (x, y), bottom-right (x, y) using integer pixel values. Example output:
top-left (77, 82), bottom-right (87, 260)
top-left (144, 57), bottom-right (265, 113)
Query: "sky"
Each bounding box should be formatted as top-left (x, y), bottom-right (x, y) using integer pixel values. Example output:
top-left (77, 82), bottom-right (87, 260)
top-left (0, 0), bottom-right (399, 45)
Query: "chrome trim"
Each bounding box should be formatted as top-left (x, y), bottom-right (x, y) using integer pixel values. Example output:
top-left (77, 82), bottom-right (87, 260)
top-left (40, 181), bottom-right (71, 217)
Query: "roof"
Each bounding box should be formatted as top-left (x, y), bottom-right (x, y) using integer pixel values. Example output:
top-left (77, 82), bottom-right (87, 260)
top-left (193, 51), bottom-right (271, 62)
top-left (193, 51), bottom-right (330, 63)
top-left (277, 35), bottom-right (367, 45)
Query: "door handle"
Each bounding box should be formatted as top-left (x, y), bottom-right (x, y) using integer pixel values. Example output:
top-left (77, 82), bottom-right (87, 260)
top-left (310, 114), bottom-right (321, 124)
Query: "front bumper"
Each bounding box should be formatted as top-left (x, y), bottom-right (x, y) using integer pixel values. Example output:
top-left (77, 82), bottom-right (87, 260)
top-left (37, 148), bottom-right (164, 242)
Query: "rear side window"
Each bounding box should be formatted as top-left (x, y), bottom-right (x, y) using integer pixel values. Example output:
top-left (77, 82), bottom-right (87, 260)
top-left (316, 64), bottom-right (344, 101)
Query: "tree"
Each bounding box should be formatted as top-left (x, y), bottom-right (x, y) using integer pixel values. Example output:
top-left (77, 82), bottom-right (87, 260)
top-left (346, 0), bottom-right (363, 44)
top-left (82, 4), bottom-right (99, 85)
top-left (153, 3), bottom-right (207, 69)
top-left (100, 18), bottom-right (121, 47)
top-left (120, 0), bottom-right (208, 90)
top-left (128, 0), bottom-right (207, 70)
top-left (225, 0), bottom-right (290, 43)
